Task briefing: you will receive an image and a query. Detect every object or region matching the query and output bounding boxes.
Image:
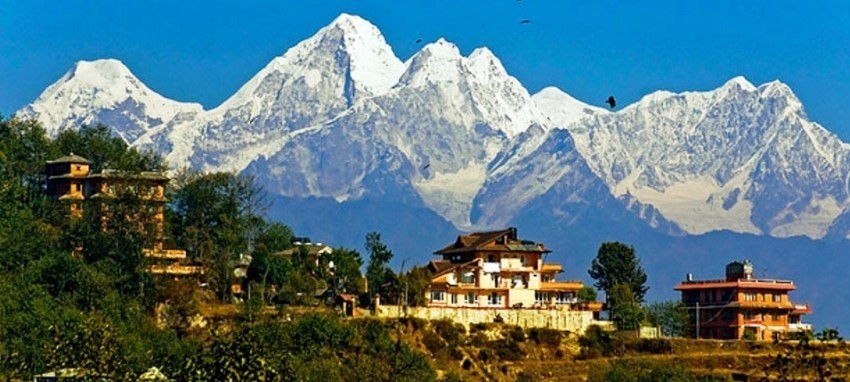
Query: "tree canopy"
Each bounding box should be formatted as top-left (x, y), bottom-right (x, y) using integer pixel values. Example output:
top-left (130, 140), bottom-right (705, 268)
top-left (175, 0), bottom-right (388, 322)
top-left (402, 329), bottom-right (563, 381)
top-left (588, 242), bottom-right (649, 303)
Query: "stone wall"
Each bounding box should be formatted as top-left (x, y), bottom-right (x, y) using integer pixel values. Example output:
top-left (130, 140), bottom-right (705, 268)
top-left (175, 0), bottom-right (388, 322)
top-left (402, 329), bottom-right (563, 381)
top-left (376, 305), bottom-right (610, 334)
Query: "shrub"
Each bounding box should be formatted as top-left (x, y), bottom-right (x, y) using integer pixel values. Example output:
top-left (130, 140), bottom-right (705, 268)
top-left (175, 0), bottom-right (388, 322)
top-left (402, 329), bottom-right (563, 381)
top-left (448, 346), bottom-right (465, 360)
top-left (433, 319), bottom-right (466, 345)
top-left (528, 327), bottom-right (561, 347)
top-left (588, 359), bottom-right (703, 382)
top-left (470, 332), bottom-right (489, 347)
top-left (439, 371), bottom-right (466, 382)
top-left (578, 325), bottom-right (625, 359)
top-left (492, 339), bottom-right (526, 361)
top-left (504, 325), bottom-right (525, 342)
top-left (478, 348), bottom-right (497, 363)
top-left (397, 316), bottom-right (427, 331)
top-left (423, 334), bottom-right (446, 356)
top-left (631, 338), bottom-right (673, 354)
top-left (470, 322), bottom-right (496, 333)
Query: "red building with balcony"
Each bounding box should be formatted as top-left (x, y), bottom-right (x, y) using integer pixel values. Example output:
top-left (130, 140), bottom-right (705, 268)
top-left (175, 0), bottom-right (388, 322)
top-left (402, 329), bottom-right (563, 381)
top-left (675, 260), bottom-right (811, 340)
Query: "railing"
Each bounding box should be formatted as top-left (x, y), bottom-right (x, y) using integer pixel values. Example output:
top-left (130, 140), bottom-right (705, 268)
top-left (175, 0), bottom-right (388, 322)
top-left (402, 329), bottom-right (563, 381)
top-left (792, 303), bottom-right (812, 313)
top-left (149, 264), bottom-right (203, 275)
top-left (680, 278), bottom-right (794, 285)
top-left (789, 323), bottom-right (813, 332)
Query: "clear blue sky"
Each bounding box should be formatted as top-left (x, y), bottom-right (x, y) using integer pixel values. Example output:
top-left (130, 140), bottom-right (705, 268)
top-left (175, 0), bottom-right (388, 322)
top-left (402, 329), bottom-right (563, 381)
top-left (2, 1), bottom-right (849, 139)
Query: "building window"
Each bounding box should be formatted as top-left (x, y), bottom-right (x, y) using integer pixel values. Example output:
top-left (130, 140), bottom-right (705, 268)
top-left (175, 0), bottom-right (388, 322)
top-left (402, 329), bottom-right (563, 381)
top-left (430, 290), bottom-right (445, 302)
top-left (559, 292), bottom-right (577, 304)
top-left (461, 271), bottom-right (475, 284)
top-left (744, 311), bottom-right (755, 320)
top-left (535, 291), bottom-right (548, 304)
top-left (488, 292), bottom-right (502, 306)
top-left (450, 294), bottom-right (458, 304)
top-left (465, 292), bottom-right (476, 305)
top-left (772, 313), bottom-right (781, 322)
top-left (773, 294), bottom-right (782, 302)
top-left (743, 292), bottom-right (756, 301)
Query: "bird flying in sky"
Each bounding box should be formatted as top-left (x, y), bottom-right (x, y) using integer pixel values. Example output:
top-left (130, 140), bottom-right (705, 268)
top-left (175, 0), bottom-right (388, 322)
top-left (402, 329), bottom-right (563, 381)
top-left (605, 96), bottom-right (616, 109)
top-left (519, 19), bottom-right (532, 24)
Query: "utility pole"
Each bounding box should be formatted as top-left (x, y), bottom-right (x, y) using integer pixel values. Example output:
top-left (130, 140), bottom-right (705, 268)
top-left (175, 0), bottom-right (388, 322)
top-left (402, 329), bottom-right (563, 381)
top-left (695, 301), bottom-right (700, 339)
top-left (400, 257), bottom-right (409, 308)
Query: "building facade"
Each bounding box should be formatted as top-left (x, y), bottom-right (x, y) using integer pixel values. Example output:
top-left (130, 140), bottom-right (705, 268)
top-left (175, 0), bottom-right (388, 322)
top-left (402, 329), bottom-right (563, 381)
top-left (46, 153), bottom-right (201, 276)
top-left (426, 228), bottom-right (601, 313)
top-left (675, 260), bottom-right (811, 340)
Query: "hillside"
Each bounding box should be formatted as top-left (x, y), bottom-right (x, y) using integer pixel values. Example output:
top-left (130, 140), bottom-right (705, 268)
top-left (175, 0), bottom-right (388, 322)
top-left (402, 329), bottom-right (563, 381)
top-left (14, 13), bottom-right (850, 330)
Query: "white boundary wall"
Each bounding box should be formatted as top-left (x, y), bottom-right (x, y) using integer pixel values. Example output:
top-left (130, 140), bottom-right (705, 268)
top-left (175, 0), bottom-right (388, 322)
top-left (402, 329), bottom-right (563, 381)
top-left (376, 305), bottom-right (610, 334)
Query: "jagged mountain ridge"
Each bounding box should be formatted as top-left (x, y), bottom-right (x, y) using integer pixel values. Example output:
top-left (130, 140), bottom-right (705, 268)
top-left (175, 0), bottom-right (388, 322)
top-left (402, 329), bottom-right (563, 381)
top-left (535, 77), bottom-right (850, 239)
top-left (16, 13), bottom-right (850, 241)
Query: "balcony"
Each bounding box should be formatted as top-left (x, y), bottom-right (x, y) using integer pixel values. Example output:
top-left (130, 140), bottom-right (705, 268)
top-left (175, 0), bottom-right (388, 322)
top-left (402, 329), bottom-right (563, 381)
top-left (789, 323), bottom-right (813, 332)
top-left (143, 248), bottom-right (187, 259)
top-left (149, 264), bottom-right (203, 275)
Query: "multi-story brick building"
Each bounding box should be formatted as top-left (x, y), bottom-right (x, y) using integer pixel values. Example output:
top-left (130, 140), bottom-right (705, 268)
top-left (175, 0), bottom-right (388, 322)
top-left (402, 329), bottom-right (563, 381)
top-left (46, 153), bottom-right (201, 276)
top-left (426, 227), bottom-right (601, 313)
top-left (675, 260), bottom-right (810, 340)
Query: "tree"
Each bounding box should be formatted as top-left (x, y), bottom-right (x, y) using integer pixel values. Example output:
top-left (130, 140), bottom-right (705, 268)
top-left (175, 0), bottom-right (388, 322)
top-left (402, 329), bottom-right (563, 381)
top-left (255, 221), bottom-right (294, 254)
top-left (169, 172), bottom-right (267, 301)
top-left (399, 266), bottom-right (432, 307)
top-left (327, 247), bottom-right (365, 295)
top-left (365, 232), bottom-right (394, 298)
top-left (646, 300), bottom-right (689, 337)
top-left (588, 242), bottom-right (648, 303)
top-left (53, 124), bottom-right (164, 172)
top-left (608, 283), bottom-right (644, 331)
top-left (578, 286), bottom-right (598, 305)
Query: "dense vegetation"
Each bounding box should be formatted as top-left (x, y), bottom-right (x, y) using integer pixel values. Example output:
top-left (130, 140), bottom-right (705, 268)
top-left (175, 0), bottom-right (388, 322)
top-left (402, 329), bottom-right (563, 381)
top-left (6, 117), bottom-right (850, 381)
top-left (0, 117), bottom-right (436, 380)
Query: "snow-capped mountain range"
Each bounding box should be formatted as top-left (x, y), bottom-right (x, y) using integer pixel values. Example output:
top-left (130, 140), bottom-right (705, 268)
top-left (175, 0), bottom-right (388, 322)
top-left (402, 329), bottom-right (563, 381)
top-left (17, 13), bottom-right (850, 241)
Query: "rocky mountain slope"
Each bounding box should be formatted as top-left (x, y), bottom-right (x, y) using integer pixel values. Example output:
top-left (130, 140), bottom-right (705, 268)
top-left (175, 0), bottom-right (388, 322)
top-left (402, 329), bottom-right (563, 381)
top-left (17, 13), bottom-right (850, 242)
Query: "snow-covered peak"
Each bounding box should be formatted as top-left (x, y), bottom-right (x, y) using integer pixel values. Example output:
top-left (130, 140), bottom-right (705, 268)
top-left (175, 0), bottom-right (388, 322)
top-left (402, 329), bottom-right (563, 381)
top-left (215, 13), bottom-right (404, 112)
top-left (398, 38), bottom-right (465, 87)
top-left (65, 59), bottom-right (135, 86)
top-left (532, 87), bottom-right (607, 128)
top-left (320, 13), bottom-right (405, 94)
top-left (467, 47), bottom-right (510, 80)
top-left (621, 90), bottom-right (677, 111)
top-left (723, 75), bottom-right (757, 92)
top-left (327, 12), bottom-right (377, 32)
top-left (758, 80), bottom-right (799, 101)
top-left (18, 58), bottom-right (202, 139)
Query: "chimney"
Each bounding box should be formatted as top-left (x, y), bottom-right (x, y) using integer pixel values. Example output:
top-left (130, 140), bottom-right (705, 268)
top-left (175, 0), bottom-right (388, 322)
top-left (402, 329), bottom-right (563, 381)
top-left (508, 227), bottom-right (518, 241)
top-left (686, 273), bottom-right (693, 282)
